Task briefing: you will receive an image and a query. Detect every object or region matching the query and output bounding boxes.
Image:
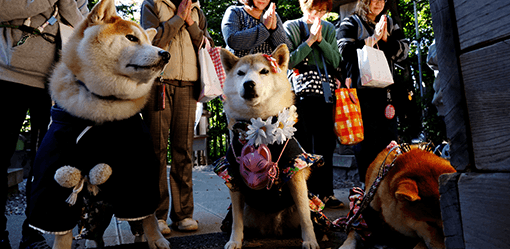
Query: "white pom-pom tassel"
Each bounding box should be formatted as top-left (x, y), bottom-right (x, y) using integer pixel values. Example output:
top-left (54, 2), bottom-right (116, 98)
top-left (66, 177), bottom-right (84, 206)
top-left (87, 163), bottom-right (112, 196)
top-left (88, 163), bottom-right (112, 185)
top-left (54, 166), bottom-right (82, 188)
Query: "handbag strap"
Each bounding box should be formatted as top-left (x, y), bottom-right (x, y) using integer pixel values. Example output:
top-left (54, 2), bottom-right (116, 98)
top-left (299, 20), bottom-right (333, 103)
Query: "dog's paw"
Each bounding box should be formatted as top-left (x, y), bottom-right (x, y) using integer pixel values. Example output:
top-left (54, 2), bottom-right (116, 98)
top-left (225, 240), bottom-right (242, 249)
top-left (338, 242), bottom-right (356, 249)
top-left (302, 240), bottom-right (320, 249)
top-left (147, 238), bottom-right (170, 249)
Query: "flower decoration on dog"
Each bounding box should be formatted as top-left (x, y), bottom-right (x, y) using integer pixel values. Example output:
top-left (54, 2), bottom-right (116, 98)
top-left (246, 106), bottom-right (297, 146)
top-left (262, 54), bottom-right (282, 73)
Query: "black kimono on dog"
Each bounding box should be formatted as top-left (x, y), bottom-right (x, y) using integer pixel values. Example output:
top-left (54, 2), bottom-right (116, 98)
top-left (28, 105), bottom-right (159, 234)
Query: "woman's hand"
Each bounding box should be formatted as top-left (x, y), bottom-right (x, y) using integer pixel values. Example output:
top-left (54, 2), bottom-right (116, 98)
top-left (262, 2), bottom-right (277, 30)
top-left (307, 17), bottom-right (322, 46)
top-left (375, 15), bottom-right (387, 42)
top-left (366, 15), bottom-right (387, 47)
top-left (177, 0), bottom-right (193, 25)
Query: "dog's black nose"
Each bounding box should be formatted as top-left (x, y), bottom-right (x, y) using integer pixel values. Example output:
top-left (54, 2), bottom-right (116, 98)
top-left (159, 50), bottom-right (171, 63)
top-left (242, 81), bottom-right (257, 99)
top-left (243, 81), bottom-right (255, 90)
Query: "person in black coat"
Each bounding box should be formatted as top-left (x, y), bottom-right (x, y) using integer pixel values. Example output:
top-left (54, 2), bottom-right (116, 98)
top-left (336, 0), bottom-right (409, 182)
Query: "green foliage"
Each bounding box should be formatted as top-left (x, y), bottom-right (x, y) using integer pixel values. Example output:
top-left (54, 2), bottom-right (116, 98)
top-left (205, 98), bottom-right (229, 161)
top-left (276, 0), bottom-right (302, 22)
top-left (395, 0), bottom-right (446, 146)
top-left (87, 0), bottom-right (99, 11)
top-left (117, 3), bottom-right (139, 22)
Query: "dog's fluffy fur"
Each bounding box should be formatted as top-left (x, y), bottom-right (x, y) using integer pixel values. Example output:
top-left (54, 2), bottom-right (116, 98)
top-left (47, 0), bottom-right (169, 248)
top-left (220, 44), bottom-right (319, 249)
top-left (339, 145), bottom-right (456, 249)
top-left (50, 0), bottom-right (168, 124)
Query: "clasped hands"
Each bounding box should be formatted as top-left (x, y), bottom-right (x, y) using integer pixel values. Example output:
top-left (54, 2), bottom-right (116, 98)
top-left (261, 2), bottom-right (277, 30)
top-left (366, 15), bottom-right (388, 47)
top-left (306, 17), bottom-right (322, 47)
top-left (177, 0), bottom-right (195, 26)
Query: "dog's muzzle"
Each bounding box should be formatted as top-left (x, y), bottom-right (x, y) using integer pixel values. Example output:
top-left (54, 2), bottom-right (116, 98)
top-left (242, 80), bottom-right (258, 100)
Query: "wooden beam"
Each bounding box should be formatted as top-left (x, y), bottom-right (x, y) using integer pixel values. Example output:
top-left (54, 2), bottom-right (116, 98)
top-left (453, 0), bottom-right (510, 51)
top-left (439, 173), bottom-right (465, 249)
top-left (429, 0), bottom-right (472, 171)
top-left (458, 173), bottom-right (510, 248)
top-left (459, 39), bottom-right (510, 171)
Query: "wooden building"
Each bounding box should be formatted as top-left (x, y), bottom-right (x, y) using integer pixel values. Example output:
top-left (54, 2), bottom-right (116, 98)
top-left (429, 0), bottom-right (510, 248)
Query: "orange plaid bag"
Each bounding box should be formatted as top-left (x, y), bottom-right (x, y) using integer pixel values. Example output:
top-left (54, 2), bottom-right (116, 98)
top-left (334, 78), bottom-right (364, 145)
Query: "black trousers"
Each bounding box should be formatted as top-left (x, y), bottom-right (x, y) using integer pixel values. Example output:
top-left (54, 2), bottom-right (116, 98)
top-left (294, 96), bottom-right (336, 198)
top-left (1, 81), bottom-right (51, 234)
top-left (354, 88), bottom-right (398, 183)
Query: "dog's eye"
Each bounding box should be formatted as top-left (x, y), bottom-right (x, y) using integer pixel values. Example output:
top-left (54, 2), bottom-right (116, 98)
top-left (260, 68), bottom-right (269, 75)
top-left (125, 34), bottom-right (139, 42)
top-left (237, 70), bottom-right (246, 76)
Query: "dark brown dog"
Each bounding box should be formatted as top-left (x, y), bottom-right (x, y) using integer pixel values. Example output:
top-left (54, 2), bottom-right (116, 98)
top-left (339, 144), bottom-right (456, 249)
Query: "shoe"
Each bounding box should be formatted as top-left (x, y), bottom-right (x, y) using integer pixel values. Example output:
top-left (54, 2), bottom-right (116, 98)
top-left (1, 231), bottom-right (12, 249)
top-left (172, 218), bottom-right (198, 231)
top-left (323, 195), bottom-right (344, 209)
top-left (158, 219), bottom-right (171, 235)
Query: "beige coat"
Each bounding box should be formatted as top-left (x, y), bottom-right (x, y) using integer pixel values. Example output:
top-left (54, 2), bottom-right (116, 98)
top-left (141, 0), bottom-right (211, 82)
top-left (0, 0), bottom-right (88, 88)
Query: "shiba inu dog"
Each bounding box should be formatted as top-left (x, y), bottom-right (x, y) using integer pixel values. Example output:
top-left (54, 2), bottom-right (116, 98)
top-left (217, 44), bottom-right (321, 249)
top-left (26, 0), bottom-right (170, 248)
top-left (338, 143), bottom-right (456, 249)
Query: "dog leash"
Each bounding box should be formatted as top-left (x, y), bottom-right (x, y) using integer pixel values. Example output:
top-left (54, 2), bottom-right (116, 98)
top-left (1, 5), bottom-right (59, 46)
top-left (343, 143), bottom-right (402, 232)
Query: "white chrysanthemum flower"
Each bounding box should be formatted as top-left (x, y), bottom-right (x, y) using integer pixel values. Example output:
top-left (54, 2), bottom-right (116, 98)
top-left (273, 108), bottom-right (297, 144)
top-left (245, 106), bottom-right (297, 145)
top-left (246, 117), bottom-right (276, 145)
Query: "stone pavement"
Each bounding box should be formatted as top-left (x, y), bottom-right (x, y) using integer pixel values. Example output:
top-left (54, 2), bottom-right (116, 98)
top-left (7, 165), bottom-right (353, 249)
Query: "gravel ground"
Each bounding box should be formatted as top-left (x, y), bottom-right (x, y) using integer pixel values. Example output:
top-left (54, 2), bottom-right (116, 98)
top-left (5, 179), bottom-right (27, 216)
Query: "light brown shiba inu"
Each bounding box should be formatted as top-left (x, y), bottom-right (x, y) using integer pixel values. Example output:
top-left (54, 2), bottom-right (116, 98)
top-left (36, 0), bottom-right (170, 248)
top-left (219, 44), bottom-right (320, 249)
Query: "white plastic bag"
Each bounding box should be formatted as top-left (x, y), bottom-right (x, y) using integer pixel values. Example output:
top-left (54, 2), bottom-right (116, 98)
top-left (198, 37), bottom-right (223, 102)
top-left (356, 45), bottom-right (394, 88)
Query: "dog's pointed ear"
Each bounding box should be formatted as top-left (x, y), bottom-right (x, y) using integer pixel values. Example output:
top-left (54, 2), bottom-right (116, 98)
top-left (271, 44), bottom-right (290, 71)
top-left (145, 28), bottom-right (157, 42)
top-left (87, 0), bottom-right (119, 25)
top-left (395, 179), bottom-right (421, 202)
top-left (221, 48), bottom-right (239, 74)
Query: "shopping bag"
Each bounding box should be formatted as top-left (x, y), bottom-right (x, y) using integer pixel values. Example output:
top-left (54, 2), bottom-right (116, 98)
top-left (334, 78), bottom-right (364, 145)
top-left (208, 45), bottom-right (226, 89)
top-left (356, 45), bottom-right (394, 88)
top-left (198, 37), bottom-right (223, 102)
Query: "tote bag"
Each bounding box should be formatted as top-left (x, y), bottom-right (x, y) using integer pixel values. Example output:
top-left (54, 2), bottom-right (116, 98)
top-left (198, 37), bottom-right (223, 103)
top-left (356, 45), bottom-right (394, 88)
top-left (208, 43), bottom-right (226, 89)
top-left (334, 78), bottom-right (364, 145)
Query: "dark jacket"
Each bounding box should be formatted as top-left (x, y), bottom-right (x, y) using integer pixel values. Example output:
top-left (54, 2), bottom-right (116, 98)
top-left (336, 14), bottom-right (409, 89)
top-left (28, 105), bottom-right (159, 234)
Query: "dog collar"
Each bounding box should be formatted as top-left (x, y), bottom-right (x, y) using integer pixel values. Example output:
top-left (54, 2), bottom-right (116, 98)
top-left (76, 79), bottom-right (120, 101)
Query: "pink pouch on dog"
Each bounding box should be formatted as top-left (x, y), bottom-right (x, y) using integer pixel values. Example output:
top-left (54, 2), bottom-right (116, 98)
top-left (238, 143), bottom-right (279, 190)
